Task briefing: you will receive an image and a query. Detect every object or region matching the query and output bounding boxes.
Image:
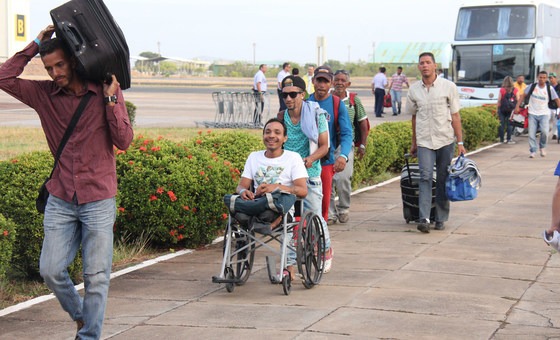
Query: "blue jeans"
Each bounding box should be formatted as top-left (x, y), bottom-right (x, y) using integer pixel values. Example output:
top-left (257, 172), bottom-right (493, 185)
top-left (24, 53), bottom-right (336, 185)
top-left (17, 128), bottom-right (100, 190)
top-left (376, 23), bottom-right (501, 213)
top-left (528, 113), bottom-right (549, 153)
top-left (390, 89), bottom-right (402, 114)
top-left (498, 111), bottom-right (513, 142)
top-left (304, 177), bottom-right (331, 249)
top-left (40, 195), bottom-right (116, 340)
top-left (417, 144), bottom-right (454, 223)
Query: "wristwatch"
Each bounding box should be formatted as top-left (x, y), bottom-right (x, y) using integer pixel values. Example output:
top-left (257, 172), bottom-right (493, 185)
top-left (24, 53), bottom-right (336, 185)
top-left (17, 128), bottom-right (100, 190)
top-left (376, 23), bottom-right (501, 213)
top-left (104, 95), bottom-right (117, 104)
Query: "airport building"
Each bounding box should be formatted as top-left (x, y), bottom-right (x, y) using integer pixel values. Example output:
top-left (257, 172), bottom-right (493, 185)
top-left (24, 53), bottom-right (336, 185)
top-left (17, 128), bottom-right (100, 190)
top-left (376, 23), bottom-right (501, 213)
top-left (0, 0), bottom-right (30, 61)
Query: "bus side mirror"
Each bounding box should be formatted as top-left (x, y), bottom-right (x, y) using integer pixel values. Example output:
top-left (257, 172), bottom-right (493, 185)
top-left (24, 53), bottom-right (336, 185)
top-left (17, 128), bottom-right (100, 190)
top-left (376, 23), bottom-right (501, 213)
top-left (534, 41), bottom-right (544, 67)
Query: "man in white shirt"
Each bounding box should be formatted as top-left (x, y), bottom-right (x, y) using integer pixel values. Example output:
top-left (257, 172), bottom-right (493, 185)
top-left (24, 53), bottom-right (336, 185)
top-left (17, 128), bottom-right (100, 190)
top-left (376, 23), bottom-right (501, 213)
top-left (253, 64), bottom-right (268, 125)
top-left (276, 62), bottom-right (291, 111)
top-left (515, 71), bottom-right (560, 158)
top-left (371, 67), bottom-right (387, 117)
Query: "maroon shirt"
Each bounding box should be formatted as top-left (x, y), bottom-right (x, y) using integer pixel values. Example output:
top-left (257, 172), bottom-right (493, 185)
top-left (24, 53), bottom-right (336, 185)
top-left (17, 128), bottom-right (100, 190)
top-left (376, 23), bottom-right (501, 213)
top-left (0, 41), bottom-right (133, 204)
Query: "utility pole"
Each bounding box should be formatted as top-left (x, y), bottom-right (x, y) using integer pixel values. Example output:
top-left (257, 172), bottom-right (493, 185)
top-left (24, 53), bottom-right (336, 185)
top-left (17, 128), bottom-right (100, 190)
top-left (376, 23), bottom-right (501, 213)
top-left (253, 43), bottom-right (256, 66)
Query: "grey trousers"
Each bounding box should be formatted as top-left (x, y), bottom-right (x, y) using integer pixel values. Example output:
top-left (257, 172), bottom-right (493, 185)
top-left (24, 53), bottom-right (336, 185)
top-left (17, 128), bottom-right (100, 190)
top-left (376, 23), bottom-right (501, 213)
top-left (329, 146), bottom-right (354, 219)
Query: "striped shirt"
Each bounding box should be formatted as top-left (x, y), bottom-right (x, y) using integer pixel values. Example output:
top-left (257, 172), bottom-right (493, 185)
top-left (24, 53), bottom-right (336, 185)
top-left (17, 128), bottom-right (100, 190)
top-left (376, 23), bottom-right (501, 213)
top-left (390, 73), bottom-right (408, 92)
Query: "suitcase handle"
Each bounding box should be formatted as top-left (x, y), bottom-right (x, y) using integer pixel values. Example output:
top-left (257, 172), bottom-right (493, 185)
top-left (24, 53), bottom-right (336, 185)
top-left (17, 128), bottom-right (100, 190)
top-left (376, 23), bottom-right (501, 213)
top-left (74, 13), bottom-right (98, 44)
top-left (60, 23), bottom-right (84, 53)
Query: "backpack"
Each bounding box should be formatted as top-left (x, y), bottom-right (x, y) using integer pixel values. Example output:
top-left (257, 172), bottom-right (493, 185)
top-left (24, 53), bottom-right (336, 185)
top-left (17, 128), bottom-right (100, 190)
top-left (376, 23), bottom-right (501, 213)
top-left (500, 88), bottom-right (517, 113)
top-left (523, 82), bottom-right (556, 109)
top-left (348, 93), bottom-right (370, 147)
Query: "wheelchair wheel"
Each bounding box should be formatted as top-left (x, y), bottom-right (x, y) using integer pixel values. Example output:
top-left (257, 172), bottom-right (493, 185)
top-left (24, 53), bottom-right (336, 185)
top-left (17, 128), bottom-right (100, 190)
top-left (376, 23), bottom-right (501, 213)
top-left (296, 212), bottom-right (325, 289)
top-left (282, 270), bottom-right (291, 295)
top-left (224, 267), bottom-right (235, 293)
top-left (223, 223), bottom-right (255, 286)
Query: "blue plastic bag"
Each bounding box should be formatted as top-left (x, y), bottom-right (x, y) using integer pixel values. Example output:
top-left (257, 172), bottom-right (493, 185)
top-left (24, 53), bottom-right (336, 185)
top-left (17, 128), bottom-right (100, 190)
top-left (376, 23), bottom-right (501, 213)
top-left (446, 175), bottom-right (478, 201)
top-left (445, 154), bottom-right (481, 202)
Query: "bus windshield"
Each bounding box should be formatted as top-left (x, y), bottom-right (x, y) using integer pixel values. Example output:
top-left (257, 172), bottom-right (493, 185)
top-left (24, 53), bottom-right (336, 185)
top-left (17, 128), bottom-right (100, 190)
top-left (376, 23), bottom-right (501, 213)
top-left (455, 5), bottom-right (535, 40)
top-left (453, 44), bottom-right (534, 85)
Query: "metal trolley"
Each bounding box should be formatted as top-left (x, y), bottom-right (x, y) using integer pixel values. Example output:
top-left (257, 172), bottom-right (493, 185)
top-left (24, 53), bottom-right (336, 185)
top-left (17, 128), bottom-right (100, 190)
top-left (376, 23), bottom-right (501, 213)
top-left (212, 201), bottom-right (325, 295)
top-left (198, 91), bottom-right (271, 129)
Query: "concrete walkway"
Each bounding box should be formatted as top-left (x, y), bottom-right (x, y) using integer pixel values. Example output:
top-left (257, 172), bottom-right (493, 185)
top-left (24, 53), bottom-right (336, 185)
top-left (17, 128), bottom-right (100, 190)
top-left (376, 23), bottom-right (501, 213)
top-left (1, 137), bottom-right (560, 339)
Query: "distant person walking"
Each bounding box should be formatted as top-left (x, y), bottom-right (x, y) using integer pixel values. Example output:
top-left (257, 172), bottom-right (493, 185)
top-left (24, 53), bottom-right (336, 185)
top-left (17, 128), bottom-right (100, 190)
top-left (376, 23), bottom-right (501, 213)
top-left (303, 65), bottom-right (315, 98)
top-left (548, 72), bottom-right (560, 140)
top-left (277, 62), bottom-right (291, 111)
top-left (496, 76), bottom-right (518, 144)
top-left (515, 71), bottom-right (560, 158)
top-left (406, 52), bottom-right (466, 234)
top-left (514, 74), bottom-right (527, 94)
top-left (387, 66), bottom-right (409, 116)
top-left (253, 64), bottom-right (268, 125)
top-left (371, 67), bottom-right (387, 117)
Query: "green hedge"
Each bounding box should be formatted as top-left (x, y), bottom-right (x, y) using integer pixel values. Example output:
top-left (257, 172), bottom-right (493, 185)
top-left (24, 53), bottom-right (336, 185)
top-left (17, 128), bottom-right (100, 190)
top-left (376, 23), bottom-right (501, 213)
top-left (0, 106), bottom-right (498, 280)
top-left (0, 214), bottom-right (16, 280)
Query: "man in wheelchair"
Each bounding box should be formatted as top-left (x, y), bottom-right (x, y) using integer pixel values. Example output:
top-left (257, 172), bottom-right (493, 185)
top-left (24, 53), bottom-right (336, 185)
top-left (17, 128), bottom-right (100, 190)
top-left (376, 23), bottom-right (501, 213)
top-left (229, 117), bottom-right (308, 279)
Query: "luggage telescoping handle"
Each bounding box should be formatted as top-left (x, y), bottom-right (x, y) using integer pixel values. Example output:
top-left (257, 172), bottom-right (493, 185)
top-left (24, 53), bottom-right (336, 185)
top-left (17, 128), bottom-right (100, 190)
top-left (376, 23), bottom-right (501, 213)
top-left (404, 153), bottom-right (413, 185)
top-left (58, 22), bottom-right (84, 52)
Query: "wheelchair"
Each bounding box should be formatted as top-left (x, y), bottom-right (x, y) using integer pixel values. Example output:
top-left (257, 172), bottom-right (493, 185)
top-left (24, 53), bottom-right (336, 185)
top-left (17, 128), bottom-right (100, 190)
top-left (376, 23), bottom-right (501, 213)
top-left (212, 200), bottom-right (326, 295)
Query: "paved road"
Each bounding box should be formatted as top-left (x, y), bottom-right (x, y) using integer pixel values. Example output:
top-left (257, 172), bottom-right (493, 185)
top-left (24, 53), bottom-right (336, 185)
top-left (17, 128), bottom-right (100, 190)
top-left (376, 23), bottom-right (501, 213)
top-left (0, 85), bottom-right (406, 128)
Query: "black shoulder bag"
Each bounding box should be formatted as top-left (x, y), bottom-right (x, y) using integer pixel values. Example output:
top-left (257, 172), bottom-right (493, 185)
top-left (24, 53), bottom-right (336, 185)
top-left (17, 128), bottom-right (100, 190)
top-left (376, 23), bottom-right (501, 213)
top-left (36, 92), bottom-right (93, 213)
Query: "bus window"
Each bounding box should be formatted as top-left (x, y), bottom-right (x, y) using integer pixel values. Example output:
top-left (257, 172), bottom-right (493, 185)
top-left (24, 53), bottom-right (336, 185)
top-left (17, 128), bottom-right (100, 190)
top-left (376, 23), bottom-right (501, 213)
top-left (456, 6), bottom-right (535, 40)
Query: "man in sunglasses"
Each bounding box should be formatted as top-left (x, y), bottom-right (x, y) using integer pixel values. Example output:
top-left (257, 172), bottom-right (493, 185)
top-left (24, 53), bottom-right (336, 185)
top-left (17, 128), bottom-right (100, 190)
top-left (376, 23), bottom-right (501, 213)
top-left (329, 70), bottom-right (369, 225)
top-left (279, 75), bottom-right (334, 272)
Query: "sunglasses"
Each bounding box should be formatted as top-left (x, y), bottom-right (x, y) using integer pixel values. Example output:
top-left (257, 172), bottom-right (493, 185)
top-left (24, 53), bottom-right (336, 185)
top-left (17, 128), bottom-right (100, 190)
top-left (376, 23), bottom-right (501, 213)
top-left (334, 70), bottom-right (349, 76)
top-left (281, 91), bottom-right (302, 99)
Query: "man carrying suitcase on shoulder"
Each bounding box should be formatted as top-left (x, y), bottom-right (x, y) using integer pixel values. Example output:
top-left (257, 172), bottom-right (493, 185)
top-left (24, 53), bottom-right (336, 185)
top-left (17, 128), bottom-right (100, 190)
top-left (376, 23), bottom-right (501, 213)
top-left (0, 25), bottom-right (133, 339)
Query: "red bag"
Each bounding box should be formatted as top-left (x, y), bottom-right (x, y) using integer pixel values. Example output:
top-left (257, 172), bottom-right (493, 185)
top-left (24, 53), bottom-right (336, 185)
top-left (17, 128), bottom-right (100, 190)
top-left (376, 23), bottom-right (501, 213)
top-left (383, 93), bottom-right (392, 108)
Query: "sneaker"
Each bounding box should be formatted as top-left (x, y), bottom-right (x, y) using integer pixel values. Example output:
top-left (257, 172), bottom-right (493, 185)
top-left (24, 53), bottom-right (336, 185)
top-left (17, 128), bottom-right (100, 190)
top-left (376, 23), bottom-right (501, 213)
top-left (507, 140), bottom-right (516, 145)
top-left (327, 218), bottom-right (337, 226)
top-left (543, 230), bottom-right (560, 251)
top-left (417, 218), bottom-right (430, 233)
top-left (434, 221), bottom-right (445, 230)
top-left (529, 152), bottom-right (536, 158)
top-left (323, 247), bottom-right (333, 273)
top-left (338, 213), bottom-right (349, 224)
top-left (541, 149), bottom-right (547, 157)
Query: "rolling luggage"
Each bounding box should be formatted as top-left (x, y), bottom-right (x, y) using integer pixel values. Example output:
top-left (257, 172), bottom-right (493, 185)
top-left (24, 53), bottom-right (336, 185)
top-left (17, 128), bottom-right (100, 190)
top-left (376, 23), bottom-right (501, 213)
top-left (50, 0), bottom-right (131, 89)
top-left (401, 154), bottom-right (436, 224)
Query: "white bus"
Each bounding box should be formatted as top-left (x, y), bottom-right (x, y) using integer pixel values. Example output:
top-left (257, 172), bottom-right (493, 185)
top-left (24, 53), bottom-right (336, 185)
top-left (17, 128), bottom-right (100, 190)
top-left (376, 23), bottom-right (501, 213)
top-left (451, 0), bottom-right (560, 107)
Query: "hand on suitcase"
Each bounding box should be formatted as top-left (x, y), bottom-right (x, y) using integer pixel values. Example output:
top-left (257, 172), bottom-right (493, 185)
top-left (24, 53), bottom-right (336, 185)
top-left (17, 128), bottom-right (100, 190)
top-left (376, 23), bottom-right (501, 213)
top-left (103, 74), bottom-right (119, 98)
top-left (37, 25), bottom-right (55, 43)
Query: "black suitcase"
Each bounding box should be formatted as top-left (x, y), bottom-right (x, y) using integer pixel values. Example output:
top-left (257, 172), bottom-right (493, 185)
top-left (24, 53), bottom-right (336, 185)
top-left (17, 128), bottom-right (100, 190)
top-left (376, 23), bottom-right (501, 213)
top-left (401, 155), bottom-right (436, 224)
top-left (50, 0), bottom-right (131, 89)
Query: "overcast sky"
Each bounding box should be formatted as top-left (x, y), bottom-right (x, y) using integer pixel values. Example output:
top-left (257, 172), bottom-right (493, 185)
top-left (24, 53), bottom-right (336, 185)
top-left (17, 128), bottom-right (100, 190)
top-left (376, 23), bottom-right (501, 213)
top-left (30, 0), bottom-right (471, 64)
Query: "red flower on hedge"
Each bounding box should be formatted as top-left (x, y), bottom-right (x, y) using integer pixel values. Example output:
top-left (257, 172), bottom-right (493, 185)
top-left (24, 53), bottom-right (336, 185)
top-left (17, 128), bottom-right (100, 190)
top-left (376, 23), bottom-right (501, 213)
top-left (151, 146), bottom-right (161, 152)
top-left (221, 213), bottom-right (228, 220)
top-left (156, 187), bottom-right (164, 195)
top-left (128, 161), bottom-right (134, 165)
top-left (143, 139), bottom-right (151, 145)
top-left (187, 155), bottom-right (193, 159)
top-left (149, 195), bottom-right (158, 201)
top-left (2, 230), bottom-right (8, 237)
top-left (183, 205), bottom-right (190, 211)
top-left (117, 207), bottom-right (125, 213)
top-left (11, 159), bottom-right (18, 164)
top-left (139, 146), bottom-right (147, 152)
top-left (197, 130), bottom-right (202, 135)
top-left (178, 225), bottom-right (185, 229)
top-left (177, 234), bottom-right (184, 241)
top-left (169, 230), bottom-right (176, 237)
top-left (199, 171), bottom-right (205, 176)
top-left (196, 139), bottom-right (202, 145)
top-left (116, 149), bottom-right (126, 155)
top-left (167, 191), bottom-right (177, 202)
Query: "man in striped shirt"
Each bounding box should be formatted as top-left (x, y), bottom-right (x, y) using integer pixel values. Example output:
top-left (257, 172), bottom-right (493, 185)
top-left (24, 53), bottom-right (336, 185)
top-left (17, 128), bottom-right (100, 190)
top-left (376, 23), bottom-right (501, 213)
top-left (388, 66), bottom-right (409, 116)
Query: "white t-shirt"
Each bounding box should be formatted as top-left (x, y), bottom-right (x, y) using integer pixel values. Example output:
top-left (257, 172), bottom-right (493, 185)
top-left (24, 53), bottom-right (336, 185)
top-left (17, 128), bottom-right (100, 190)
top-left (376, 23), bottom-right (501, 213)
top-left (241, 150), bottom-right (308, 191)
top-left (253, 70), bottom-right (267, 92)
top-left (527, 84), bottom-right (559, 116)
top-left (277, 70), bottom-right (290, 89)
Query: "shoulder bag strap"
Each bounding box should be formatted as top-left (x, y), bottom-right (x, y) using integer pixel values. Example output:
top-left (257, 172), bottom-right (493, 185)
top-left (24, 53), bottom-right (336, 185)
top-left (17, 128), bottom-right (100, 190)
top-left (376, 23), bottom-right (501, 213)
top-left (47, 92), bottom-right (93, 178)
